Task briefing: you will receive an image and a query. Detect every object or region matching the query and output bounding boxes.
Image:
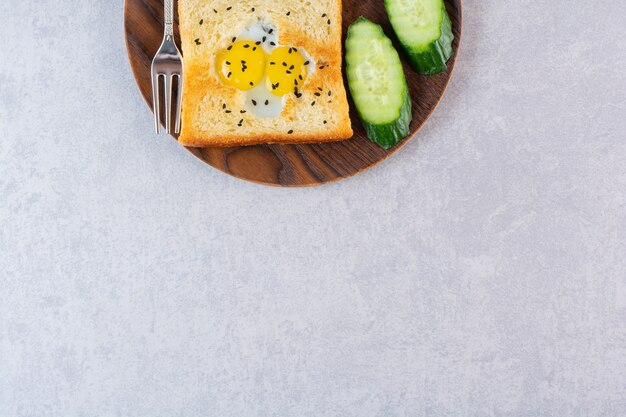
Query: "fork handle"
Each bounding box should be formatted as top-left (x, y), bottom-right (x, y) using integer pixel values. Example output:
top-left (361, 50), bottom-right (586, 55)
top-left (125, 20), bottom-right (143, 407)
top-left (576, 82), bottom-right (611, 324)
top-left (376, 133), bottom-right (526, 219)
top-left (164, 0), bottom-right (174, 36)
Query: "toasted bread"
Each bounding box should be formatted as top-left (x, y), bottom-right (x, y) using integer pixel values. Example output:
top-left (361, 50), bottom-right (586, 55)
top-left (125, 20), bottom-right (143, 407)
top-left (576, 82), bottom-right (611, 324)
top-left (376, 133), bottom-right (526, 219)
top-left (178, 0), bottom-right (353, 147)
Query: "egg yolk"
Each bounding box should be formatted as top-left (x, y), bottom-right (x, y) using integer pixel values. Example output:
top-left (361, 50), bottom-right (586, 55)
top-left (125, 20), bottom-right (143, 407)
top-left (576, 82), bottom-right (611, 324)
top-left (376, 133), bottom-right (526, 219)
top-left (266, 47), bottom-right (308, 96)
top-left (216, 40), bottom-right (266, 90)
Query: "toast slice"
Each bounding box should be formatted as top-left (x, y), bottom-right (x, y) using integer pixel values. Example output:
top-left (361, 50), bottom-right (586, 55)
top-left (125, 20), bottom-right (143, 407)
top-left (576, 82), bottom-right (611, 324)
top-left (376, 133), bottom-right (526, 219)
top-left (178, 0), bottom-right (353, 147)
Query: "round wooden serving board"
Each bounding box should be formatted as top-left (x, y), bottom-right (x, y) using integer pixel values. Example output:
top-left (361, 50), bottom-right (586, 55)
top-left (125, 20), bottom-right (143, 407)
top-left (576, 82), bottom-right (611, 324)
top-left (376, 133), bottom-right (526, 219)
top-left (124, 0), bottom-right (462, 187)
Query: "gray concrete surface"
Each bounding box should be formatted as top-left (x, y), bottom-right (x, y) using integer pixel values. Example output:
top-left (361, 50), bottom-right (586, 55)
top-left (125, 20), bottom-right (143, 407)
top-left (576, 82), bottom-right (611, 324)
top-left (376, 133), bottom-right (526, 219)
top-left (1, 1), bottom-right (625, 416)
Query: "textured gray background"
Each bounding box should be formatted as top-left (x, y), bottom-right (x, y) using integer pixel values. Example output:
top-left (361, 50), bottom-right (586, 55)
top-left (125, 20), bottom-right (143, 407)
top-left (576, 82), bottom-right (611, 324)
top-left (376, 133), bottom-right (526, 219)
top-left (1, 1), bottom-right (625, 416)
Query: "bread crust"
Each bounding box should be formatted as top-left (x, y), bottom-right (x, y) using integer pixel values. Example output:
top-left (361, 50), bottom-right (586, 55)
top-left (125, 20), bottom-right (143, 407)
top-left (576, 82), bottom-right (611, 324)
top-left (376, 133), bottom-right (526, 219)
top-left (178, 0), bottom-right (353, 147)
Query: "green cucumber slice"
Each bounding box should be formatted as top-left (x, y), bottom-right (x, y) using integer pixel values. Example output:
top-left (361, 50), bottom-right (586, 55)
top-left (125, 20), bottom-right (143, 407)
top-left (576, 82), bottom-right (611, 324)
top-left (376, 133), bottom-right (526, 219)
top-left (385, 0), bottom-right (454, 75)
top-left (346, 17), bottom-right (412, 150)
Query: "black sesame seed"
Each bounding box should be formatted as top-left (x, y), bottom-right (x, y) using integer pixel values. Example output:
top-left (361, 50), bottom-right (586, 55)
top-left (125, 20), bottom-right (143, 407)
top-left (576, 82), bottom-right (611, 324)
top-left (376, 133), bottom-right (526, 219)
top-left (286, 11), bottom-right (291, 16)
top-left (298, 74), bottom-right (303, 80)
top-left (282, 62), bottom-right (287, 67)
top-left (226, 6), bottom-right (232, 11)
top-left (199, 19), bottom-right (204, 25)
top-left (317, 87), bottom-right (323, 91)
top-left (249, 82), bottom-right (254, 86)
top-left (213, 8), bottom-right (218, 13)
top-left (293, 47), bottom-right (298, 52)
top-left (323, 120), bottom-right (328, 124)
top-left (252, 100), bottom-right (257, 105)
top-left (268, 29), bottom-right (274, 34)
top-left (314, 92), bottom-right (321, 97)
top-left (232, 37), bottom-right (237, 43)
top-left (294, 79), bottom-right (298, 86)
top-left (322, 13), bottom-right (327, 17)
top-left (270, 41), bottom-right (276, 46)
top-left (304, 61), bottom-right (310, 65)
top-left (255, 41), bottom-right (261, 45)
top-left (265, 100), bottom-right (269, 105)
top-left (225, 61), bottom-right (231, 65)
top-left (286, 70), bottom-right (292, 74)
top-left (288, 48), bottom-right (293, 54)
top-left (262, 36), bottom-right (267, 42)
top-left (227, 71), bottom-right (232, 78)
top-left (311, 101), bottom-right (316, 106)
top-left (289, 65), bottom-right (295, 70)
top-left (240, 110), bottom-right (246, 113)
top-left (328, 90), bottom-right (332, 96)
top-left (194, 38), bottom-right (201, 45)
top-left (243, 44), bottom-right (250, 48)
top-left (225, 110), bottom-right (231, 113)
top-left (238, 119), bottom-right (244, 125)
top-left (270, 61), bottom-right (275, 65)
top-left (227, 45), bottom-right (233, 50)
top-left (327, 19), bottom-right (331, 25)
top-left (252, 47), bottom-right (257, 51)
top-left (288, 129), bottom-right (294, 134)
top-left (251, 7), bottom-right (255, 11)
top-left (222, 103), bottom-right (226, 109)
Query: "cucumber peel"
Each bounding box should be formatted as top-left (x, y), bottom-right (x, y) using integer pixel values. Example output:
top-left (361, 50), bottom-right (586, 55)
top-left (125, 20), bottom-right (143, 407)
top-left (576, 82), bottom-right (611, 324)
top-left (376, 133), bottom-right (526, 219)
top-left (363, 86), bottom-right (412, 149)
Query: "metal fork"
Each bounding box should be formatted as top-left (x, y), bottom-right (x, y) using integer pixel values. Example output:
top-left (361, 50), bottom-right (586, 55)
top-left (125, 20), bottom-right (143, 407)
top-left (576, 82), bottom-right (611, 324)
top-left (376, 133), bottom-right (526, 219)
top-left (151, 0), bottom-right (183, 134)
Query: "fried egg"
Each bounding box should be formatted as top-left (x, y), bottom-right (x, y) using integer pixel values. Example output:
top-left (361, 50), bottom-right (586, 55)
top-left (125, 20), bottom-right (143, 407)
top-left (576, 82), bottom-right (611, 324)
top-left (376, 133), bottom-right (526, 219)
top-left (215, 20), bottom-right (316, 118)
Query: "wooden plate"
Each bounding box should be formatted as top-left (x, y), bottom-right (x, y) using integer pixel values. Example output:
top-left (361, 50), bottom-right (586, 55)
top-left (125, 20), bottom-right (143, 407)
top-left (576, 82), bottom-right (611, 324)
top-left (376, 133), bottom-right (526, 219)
top-left (124, 0), bottom-right (462, 187)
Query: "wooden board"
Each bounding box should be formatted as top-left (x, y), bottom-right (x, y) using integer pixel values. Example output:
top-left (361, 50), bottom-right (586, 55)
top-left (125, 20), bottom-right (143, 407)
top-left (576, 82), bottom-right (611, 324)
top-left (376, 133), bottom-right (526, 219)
top-left (124, 0), bottom-right (462, 187)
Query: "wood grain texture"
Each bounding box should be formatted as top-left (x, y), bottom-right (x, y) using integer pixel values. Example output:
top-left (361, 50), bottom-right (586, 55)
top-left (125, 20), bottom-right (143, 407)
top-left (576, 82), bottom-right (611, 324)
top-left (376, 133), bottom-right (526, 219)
top-left (124, 0), bottom-right (462, 187)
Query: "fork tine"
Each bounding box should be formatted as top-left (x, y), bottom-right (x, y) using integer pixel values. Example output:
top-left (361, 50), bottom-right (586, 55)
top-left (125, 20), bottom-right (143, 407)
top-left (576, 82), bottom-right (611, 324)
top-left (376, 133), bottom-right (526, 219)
top-left (164, 74), bottom-right (173, 134)
top-left (152, 72), bottom-right (161, 134)
top-left (173, 73), bottom-right (183, 134)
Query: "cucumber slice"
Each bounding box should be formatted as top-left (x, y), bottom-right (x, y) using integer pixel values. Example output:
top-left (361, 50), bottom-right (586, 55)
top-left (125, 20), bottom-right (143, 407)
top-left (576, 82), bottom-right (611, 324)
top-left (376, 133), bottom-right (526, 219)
top-left (346, 18), bottom-right (412, 150)
top-left (385, 0), bottom-right (454, 75)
